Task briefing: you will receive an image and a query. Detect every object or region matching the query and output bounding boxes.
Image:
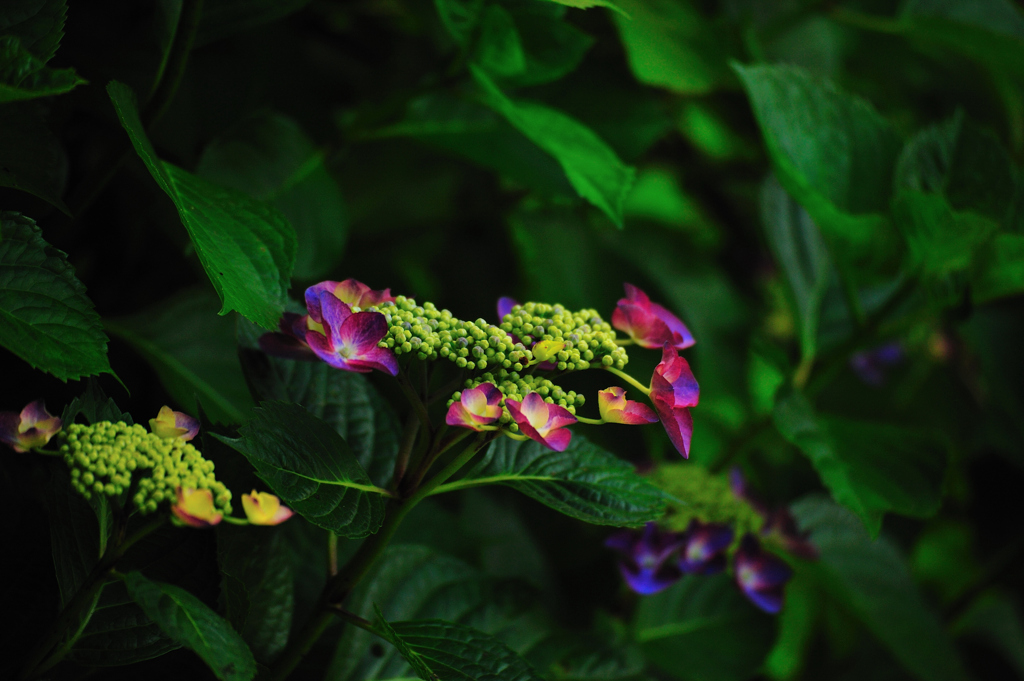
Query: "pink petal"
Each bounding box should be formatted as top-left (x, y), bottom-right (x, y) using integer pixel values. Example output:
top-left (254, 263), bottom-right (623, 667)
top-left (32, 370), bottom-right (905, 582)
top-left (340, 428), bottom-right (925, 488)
top-left (542, 427), bottom-right (572, 452)
top-left (619, 401), bottom-right (659, 425)
top-left (319, 294), bottom-right (355, 338)
top-left (346, 345), bottom-right (399, 376)
top-left (337, 311), bottom-right (390, 354)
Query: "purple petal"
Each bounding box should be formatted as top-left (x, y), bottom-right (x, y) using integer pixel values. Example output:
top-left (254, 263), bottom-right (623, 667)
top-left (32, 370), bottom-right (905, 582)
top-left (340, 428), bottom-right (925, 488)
top-left (21, 399), bottom-right (52, 426)
top-left (497, 297), bottom-right (518, 321)
top-left (337, 310), bottom-right (390, 354)
top-left (0, 411), bottom-right (20, 449)
top-left (319, 293), bottom-right (355, 337)
top-left (742, 583), bottom-right (786, 614)
top-left (620, 562), bottom-right (683, 595)
top-left (654, 401), bottom-right (693, 458)
top-left (680, 521), bottom-right (734, 574)
top-left (347, 345), bottom-right (399, 376)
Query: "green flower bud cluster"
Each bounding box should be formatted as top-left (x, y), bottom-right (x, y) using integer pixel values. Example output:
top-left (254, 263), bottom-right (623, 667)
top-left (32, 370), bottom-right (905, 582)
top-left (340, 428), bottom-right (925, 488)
top-left (58, 422), bottom-right (231, 516)
top-left (500, 302), bottom-right (629, 371)
top-left (649, 464), bottom-right (763, 539)
top-left (367, 296), bottom-right (535, 371)
top-left (448, 372), bottom-right (587, 431)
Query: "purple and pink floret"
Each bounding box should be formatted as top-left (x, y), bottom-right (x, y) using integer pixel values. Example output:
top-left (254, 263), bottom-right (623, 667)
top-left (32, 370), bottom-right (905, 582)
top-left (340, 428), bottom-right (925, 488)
top-left (0, 400), bottom-right (62, 453)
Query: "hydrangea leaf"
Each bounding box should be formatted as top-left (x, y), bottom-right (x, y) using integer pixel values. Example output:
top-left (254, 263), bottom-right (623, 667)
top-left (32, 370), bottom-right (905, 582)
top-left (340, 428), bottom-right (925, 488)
top-left (197, 111), bottom-right (348, 281)
top-left (124, 571), bottom-right (257, 681)
top-left (734, 63), bottom-right (902, 261)
top-left (537, 0), bottom-right (625, 16)
top-left (0, 35), bottom-right (84, 101)
top-left (471, 66), bottom-right (635, 227)
top-left (432, 433), bottom-right (666, 527)
top-left (612, 0), bottom-right (730, 94)
top-left (633, 574), bottom-right (775, 681)
top-left (373, 611), bottom-right (543, 681)
top-left (434, 0), bottom-right (485, 46)
top-left (107, 81), bottom-right (295, 330)
top-left (238, 317), bottom-right (401, 488)
top-left (972, 233), bottom-right (1024, 303)
top-left (792, 496), bottom-right (972, 681)
top-left (106, 288), bottom-right (254, 425)
top-left (1, 0), bottom-right (67, 62)
top-left (774, 393), bottom-right (947, 537)
top-left (213, 401), bottom-right (387, 538)
top-left (0, 212), bottom-right (113, 381)
top-left (216, 525), bottom-right (294, 664)
top-left (0, 103), bottom-right (71, 214)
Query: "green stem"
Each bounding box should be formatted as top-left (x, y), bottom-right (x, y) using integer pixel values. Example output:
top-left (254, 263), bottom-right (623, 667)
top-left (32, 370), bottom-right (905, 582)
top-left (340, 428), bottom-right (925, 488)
top-left (328, 532), bottom-right (339, 576)
top-left (575, 415), bottom-right (605, 425)
top-left (21, 515), bottom-right (167, 680)
top-left (390, 414), bottom-right (421, 492)
top-left (604, 366), bottom-right (651, 396)
top-left (266, 435), bottom-right (492, 681)
top-left (405, 428), bottom-right (474, 492)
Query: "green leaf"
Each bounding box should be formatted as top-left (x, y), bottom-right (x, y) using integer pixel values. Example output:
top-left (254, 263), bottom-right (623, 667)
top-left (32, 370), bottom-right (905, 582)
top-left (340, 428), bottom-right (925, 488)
top-left (106, 288), bottom-right (254, 425)
top-left (0, 34), bottom-right (84, 101)
top-left (1, 0), bottom-right (67, 62)
top-left (433, 433), bottom-right (666, 527)
top-left (471, 66), bottom-right (636, 226)
top-left (124, 571), bottom-right (257, 681)
top-left (374, 614), bottom-right (544, 681)
top-left (0, 211), bottom-right (113, 381)
top-left (0, 102), bottom-right (71, 214)
top-left (196, 0), bottom-right (313, 45)
top-left (774, 393), bottom-right (946, 536)
top-left (238, 317), bottom-right (401, 488)
top-left (633, 574), bottom-right (776, 681)
top-left (61, 380), bottom-right (134, 427)
top-left (197, 111), bottom-right (348, 281)
top-left (538, 0), bottom-right (625, 15)
top-left (792, 496), bottom-right (972, 681)
top-left (213, 401), bottom-right (387, 537)
top-left (434, 0), bottom-right (484, 46)
top-left (217, 525), bottom-right (294, 664)
top-left (971, 233), bottom-right (1024, 303)
top-left (900, 0), bottom-right (1024, 79)
top-left (892, 191), bottom-right (997, 277)
top-left (69, 580), bottom-right (180, 666)
top-left (503, 7), bottom-right (593, 87)
top-left (612, 0), bottom-right (731, 94)
top-left (474, 6), bottom-right (526, 78)
top-left (327, 544), bottom-right (491, 681)
top-left (734, 63), bottom-right (902, 259)
top-left (894, 111), bottom-right (1018, 225)
top-left (107, 81), bottom-right (296, 329)
top-left (761, 174), bottom-right (831, 363)
top-left (953, 591), bottom-right (1024, 678)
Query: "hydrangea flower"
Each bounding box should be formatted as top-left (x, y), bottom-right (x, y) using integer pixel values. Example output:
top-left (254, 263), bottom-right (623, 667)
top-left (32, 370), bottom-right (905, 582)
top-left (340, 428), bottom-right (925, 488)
top-left (606, 523), bottom-right (685, 595)
top-left (0, 400), bottom-right (61, 452)
top-left (304, 289), bottom-right (399, 375)
top-left (171, 487), bottom-right (223, 528)
top-left (505, 392), bottom-right (577, 452)
top-left (734, 534), bottom-right (792, 614)
top-left (497, 296), bottom-right (518, 321)
top-left (850, 341), bottom-right (903, 386)
top-left (598, 386), bottom-right (658, 425)
top-left (612, 283), bottom-right (695, 350)
top-left (650, 344), bottom-right (700, 458)
top-left (730, 468), bottom-right (817, 559)
top-left (678, 519), bottom-right (734, 574)
top-left (241, 490), bottom-right (294, 525)
top-left (306, 278), bottom-right (395, 309)
top-left (149, 406), bottom-right (200, 441)
top-left (446, 383), bottom-right (503, 430)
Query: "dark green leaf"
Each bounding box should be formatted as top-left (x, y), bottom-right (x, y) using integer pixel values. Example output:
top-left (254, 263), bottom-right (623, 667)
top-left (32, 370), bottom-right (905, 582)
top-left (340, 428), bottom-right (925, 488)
top-left (774, 393), bottom-right (946, 536)
top-left (434, 0), bottom-right (484, 46)
top-left (196, 0), bottom-right (313, 46)
top-left (107, 81), bottom-right (296, 329)
top-left (61, 380), bottom-right (133, 427)
top-left (124, 571), bottom-right (257, 681)
top-left (971, 233), bottom-right (1024, 303)
top-left (901, 0), bottom-right (1024, 79)
top-left (892, 191), bottom-right (997, 277)
top-left (761, 174), bottom-right (831, 363)
top-left (0, 0), bottom-right (66, 62)
top-left (472, 66), bottom-right (636, 226)
top-left (106, 288), bottom-right (254, 425)
top-left (538, 0), bottom-right (624, 14)
top-left (238, 317), bottom-right (401, 488)
top-left (894, 112), bottom-right (1017, 225)
top-left (213, 401), bottom-right (387, 537)
top-left (375, 614), bottom-right (544, 681)
top-left (327, 545), bottom-right (490, 681)
top-left (433, 433), bottom-right (666, 527)
top-left (633, 574), bottom-right (776, 681)
top-left (503, 7), bottom-right (593, 87)
top-left (791, 496), bottom-right (972, 681)
top-left (69, 579), bottom-right (180, 666)
top-left (0, 211), bottom-right (112, 381)
top-left (217, 524), bottom-right (294, 664)
top-left (0, 35), bottom-right (84, 101)
top-left (0, 102), bottom-right (70, 214)
top-left (953, 591), bottom-right (1024, 678)
top-left (475, 6), bottom-right (526, 78)
top-left (197, 111), bottom-right (348, 280)
top-left (613, 0), bottom-right (731, 94)
top-left (734, 63), bottom-right (902, 259)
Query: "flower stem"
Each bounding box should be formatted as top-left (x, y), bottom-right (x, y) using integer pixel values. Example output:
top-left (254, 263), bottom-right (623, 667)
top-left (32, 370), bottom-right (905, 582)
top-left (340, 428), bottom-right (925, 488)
top-left (575, 415), bottom-right (605, 425)
top-left (604, 366), bottom-right (651, 396)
